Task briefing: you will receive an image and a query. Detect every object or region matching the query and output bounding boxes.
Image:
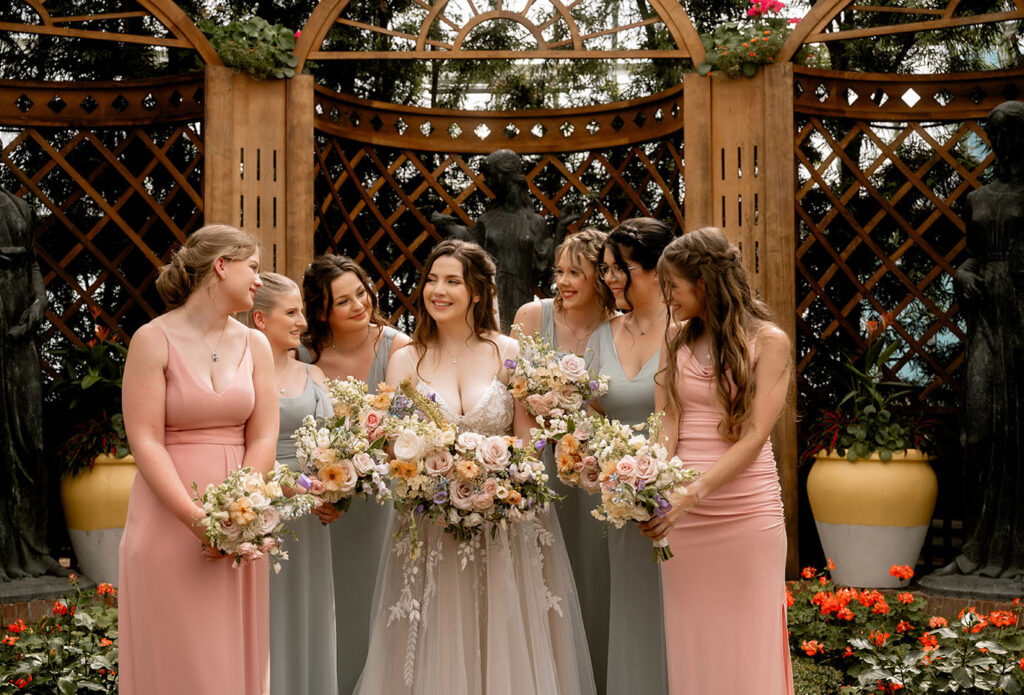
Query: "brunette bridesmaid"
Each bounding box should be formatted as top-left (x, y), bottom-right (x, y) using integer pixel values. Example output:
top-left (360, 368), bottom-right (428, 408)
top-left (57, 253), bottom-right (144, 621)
top-left (301, 255), bottom-right (410, 693)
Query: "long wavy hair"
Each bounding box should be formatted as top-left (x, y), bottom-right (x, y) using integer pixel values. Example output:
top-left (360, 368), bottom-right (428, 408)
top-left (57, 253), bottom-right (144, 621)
top-left (553, 227), bottom-right (616, 314)
top-left (599, 217), bottom-right (675, 312)
top-left (411, 239), bottom-right (500, 374)
top-left (658, 227), bottom-right (773, 441)
top-left (301, 254), bottom-right (389, 362)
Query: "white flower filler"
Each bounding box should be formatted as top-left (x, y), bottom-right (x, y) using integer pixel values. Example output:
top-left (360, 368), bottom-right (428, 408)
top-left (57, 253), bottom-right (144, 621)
top-left (192, 463), bottom-right (316, 573)
top-left (291, 376), bottom-right (392, 510)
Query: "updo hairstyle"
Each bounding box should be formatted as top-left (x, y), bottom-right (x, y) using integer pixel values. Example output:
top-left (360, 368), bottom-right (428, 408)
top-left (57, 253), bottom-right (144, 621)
top-left (156, 225), bottom-right (258, 310)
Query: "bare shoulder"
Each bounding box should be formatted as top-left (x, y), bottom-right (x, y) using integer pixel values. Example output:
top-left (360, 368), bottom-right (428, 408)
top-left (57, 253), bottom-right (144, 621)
top-left (753, 323), bottom-right (790, 352)
top-left (248, 326), bottom-right (274, 362)
top-left (490, 331), bottom-right (519, 354)
top-left (127, 321), bottom-right (168, 362)
top-left (387, 343), bottom-right (420, 382)
top-left (309, 363), bottom-right (329, 389)
top-left (389, 329), bottom-right (412, 355)
top-left (512, 300), bottom-right (543, 335)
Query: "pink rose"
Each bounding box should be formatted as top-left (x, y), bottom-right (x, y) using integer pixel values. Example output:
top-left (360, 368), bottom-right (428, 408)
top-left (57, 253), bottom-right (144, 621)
top-left (482, 478), bottom-right (500, 497)
top-left (556, 388), bottom-right (583, 411)
top-left (364, 411), bottom-right (381, 431)
top-left (580, 466), bottom-right (602, 493)
top-left (558, 353), bottom-right (588, 382)
top-left (309, 479), bottom-right (325, 495)
top-left (450, 480), bottom-right (476, 510)
top-left (635, 453), bottom-right (659, 482)
top-left (525, 393), bottom-right (552, 416)
top-left (259, 506), bottom-right (281, 535)
top-left (456, 431), bottom-right (483, 452)
top-left (473, 492), bottom-right (494, 511)
top-left (369, 426), bottom-right (385, 441)
top-left (478, 436), bottom-right (511, 472)
top-left (219, 518), bottom-right (241, 542)
top-left (336, 459), bottom-right (358, 494)
top-left (352, 452), bottom-right (375, 475)
top-left (260, 536), bottom-right (278, 552)
top-left (424, 449), bottom-right (455, 477)
top-left (616, 455), bottom-right (638, 483)
top-left (582, 455), bottom-right (599, 471)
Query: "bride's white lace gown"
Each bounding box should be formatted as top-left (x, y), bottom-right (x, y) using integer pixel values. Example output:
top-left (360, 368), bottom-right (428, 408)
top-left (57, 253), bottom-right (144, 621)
top-left (354, 379), bottom-right (597, 695)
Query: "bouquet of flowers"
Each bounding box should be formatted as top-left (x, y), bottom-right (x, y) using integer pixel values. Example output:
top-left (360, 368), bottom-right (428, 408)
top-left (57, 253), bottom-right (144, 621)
top-left (507, 325), bottom-right (608, 427)
top-left (192, 463), bottom-right (316, 573)
top-left (291, 377), bottom-right (392, 511)
top-left (586, 413), bottom-right (700, 562)
top-left (384, 380), bottom-right (557, 555)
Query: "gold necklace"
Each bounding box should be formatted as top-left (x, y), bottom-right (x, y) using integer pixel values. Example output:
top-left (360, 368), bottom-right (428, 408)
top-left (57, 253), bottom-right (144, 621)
top-left (185, 306), bottom-right (228, 362)
top-left (330, 325), bottom-right (372, 354)
top-left (441, 338), bottom-right (473, 364)
top-left (561, 312), bottom-right (601, 354)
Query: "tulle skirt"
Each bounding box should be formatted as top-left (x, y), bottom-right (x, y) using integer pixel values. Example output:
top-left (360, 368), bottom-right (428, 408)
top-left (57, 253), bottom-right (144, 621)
top-left (354, 508), bottom-right (596, 695)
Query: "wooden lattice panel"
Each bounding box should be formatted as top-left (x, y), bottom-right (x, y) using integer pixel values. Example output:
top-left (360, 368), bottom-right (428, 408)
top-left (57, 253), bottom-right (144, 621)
top-left (0, 120), bottom-right (204, 371)
top-left (313, 134), bottom-right (685, 326)
top-left (793, 113), bottom-right (991, 412)
top-left (794, 66), bottom-right (1024, 122)
top-left (313, 84), bottom-right (684, 154)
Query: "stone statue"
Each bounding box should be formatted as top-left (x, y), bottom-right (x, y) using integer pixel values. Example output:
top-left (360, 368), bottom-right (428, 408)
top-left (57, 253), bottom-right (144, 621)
top-left (433, 149), bottom-right (576, 333)
top-left (0, 187), bottom-right (58, 581)
top-left (940, 100), bottom-right (1024, 584)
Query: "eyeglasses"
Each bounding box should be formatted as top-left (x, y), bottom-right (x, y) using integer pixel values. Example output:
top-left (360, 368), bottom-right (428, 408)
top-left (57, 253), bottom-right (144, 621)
top-left (597, 264), bottom-right (641, 278)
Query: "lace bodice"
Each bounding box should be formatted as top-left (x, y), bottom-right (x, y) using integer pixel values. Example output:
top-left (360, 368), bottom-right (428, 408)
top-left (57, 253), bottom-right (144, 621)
top-left (416, 379), bottom-right (513, 436)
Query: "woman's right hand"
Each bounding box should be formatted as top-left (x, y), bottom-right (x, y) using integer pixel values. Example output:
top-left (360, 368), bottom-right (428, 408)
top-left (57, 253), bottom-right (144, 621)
top-left (186, 508), bottom-right (227, 560)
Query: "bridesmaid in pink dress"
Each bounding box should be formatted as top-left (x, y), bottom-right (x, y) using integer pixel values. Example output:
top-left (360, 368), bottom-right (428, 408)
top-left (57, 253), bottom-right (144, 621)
top-left (640, 226), bottom-right (795, 694)
top-left (118, 225), bottom-right (279, 695)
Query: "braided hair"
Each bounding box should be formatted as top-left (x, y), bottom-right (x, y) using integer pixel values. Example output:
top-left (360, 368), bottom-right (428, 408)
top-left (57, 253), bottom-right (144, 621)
top-left (658, 227), bottom-right (772, 441)
top-left (600, 217), bottom-right (676, 311)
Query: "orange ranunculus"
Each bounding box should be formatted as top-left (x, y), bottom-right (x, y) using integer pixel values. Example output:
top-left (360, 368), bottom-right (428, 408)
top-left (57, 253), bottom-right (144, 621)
top-left (506, 490), bottom-right (522, 506)
top-left (389, 459), bottom-right (418, 480)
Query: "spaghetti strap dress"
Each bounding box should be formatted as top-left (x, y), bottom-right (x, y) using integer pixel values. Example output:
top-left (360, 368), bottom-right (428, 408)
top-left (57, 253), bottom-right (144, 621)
top-left (586, 321), bottom-right (670, 695)
top-left (661, 342), bottom-right (794, 694)
top-left (542, 299), bottom-right (610, 693)
top-left (270, 365), bottom-right (336, 695)
top-left (118, 325), bottom-right (269, 695)
top-left (330, 325), bottom-right (399, 693)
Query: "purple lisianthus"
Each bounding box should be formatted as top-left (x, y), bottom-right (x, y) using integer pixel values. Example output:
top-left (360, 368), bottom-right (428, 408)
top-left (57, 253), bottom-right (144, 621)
top-left (637, 480), bottom-right (647, 491)
top-left (589, 379), bottom-right (600, 391)
top-left (653, 494), bottom-right (671, 518)
top-left (534, 438), bottom-right (547, 451)
top-left (433, 490), bottom-right (449, 505)
top-left (296, 474), bottom-right (312, 491)
top-left (415, 503), bottom-right (426, 515)
top-left (504, 358), bottom-right (517, 369)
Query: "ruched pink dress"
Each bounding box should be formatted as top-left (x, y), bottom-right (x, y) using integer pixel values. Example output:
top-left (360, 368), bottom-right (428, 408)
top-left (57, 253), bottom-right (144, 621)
top-left (118, 327), bottom-right (270, 695)
top-left (661, 343), bottom-right (794, 694)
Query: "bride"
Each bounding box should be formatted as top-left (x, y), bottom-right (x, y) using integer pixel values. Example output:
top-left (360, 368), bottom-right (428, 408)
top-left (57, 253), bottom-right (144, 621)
top-left (355, 239), bottom-right (596, 694)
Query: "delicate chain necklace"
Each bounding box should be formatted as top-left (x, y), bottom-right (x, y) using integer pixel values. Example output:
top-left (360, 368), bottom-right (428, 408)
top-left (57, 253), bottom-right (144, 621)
top-left (441, 339), bottom-right (473, 364)
top-left (561, 312), bottom-right (602, 354)
top-left (330, 325), bottom-right (372, 354)
top-left (185, 306), bottom-right (228, 362)
top-left (275, 362), bottom-right (292, 395)
top-left (629, 308), bottom-right (666, 336)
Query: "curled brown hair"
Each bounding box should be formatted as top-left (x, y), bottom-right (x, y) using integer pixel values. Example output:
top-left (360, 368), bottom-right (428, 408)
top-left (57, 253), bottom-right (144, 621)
top-left (658, 227), bottom-right (773, 441)
top-left (156, 225), bottom-right (257, 310)
top-left (599, 217), bottom-right (676, 312)
top-left (553, 227), bottom-right (616, 314)
top-left (411, 239), bottom-right (500, 373)
top-left (301, 254), bottom-right (389, 362)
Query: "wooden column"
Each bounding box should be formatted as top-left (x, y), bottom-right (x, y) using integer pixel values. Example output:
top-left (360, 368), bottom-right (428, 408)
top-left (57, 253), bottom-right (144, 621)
top-left (203, 65), bottom-right (314, 283)
top-left (684, 63), bottom-right (799, 578)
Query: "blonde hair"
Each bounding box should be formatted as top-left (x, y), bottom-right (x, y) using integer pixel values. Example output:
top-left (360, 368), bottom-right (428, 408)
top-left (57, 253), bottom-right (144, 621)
top-left (553, 228), bottom-right (616, 314)
top-left (156, 225), bottom-right (258, 309)
top-left (658, 227), bottom-right (773, 441)
top-left (238, 272), bottom-right (299, 329)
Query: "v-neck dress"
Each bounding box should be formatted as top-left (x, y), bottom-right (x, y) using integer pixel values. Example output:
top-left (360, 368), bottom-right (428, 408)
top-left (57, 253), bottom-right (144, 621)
top-left (542, 299), bottom-right (610, 694)
top-left (586, 320), bottom-right (670, 695)
top-left (118, 325), bottom-right (269, 695)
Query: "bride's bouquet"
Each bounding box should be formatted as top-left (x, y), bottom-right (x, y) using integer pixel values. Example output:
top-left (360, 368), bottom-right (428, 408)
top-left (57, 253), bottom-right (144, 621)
top-left (585, 413), bottom-right (700, 562)
top-left (507, 325), bottom-right (608, 428)
top-left (291, 377), bottom-right (392, 511)
top-left (192, 463), bottom-right (317, 573)
top-left (384, 380), bottom-right (556, 556)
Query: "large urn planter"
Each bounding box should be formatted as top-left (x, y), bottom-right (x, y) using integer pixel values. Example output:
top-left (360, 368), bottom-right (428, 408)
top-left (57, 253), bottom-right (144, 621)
top-left (806, 449), bottom-right (936, 588)
top-left (60, 454), bottom-right (136, 587)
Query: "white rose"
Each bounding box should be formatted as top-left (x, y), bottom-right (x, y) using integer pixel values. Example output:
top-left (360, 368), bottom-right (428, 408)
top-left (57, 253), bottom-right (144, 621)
top-left (336, 459), bottom-right (358, 494)
top-left (248, 491), bottom-right (270, 510)
top-left (456, 431), bottom-right (483, 452)
top-left (556, 389), bottom-right (583, 411)
top-left (464, 512), bottom-right (484, 528)
top-left (263, 481), bottom-right (283, 499)
top-left (352, 452), bottom-right (376, 475)
top-left (478, 436), bottom-right (511, 472)
top-left (259, 506), bottom-right (281, 534)
top-left (558, 353), bottom-right (588, 382)
top-left (393, 430), bottom-right (426, 461)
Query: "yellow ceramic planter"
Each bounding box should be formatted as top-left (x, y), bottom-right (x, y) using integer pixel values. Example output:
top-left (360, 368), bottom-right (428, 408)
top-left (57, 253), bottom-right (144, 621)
top-left (807, 449), bottom-right (936, 588)
top-left (60, 454), bottom-right (137, 586)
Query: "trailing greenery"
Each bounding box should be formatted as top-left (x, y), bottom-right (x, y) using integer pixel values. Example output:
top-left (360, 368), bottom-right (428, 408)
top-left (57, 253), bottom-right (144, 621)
top-left (197, 16), bottom-right (298, 79)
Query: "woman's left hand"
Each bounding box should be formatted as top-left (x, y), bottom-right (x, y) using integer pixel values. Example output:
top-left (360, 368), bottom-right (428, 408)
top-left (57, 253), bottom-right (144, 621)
top-left (638, 486), bottom-right (698, 541)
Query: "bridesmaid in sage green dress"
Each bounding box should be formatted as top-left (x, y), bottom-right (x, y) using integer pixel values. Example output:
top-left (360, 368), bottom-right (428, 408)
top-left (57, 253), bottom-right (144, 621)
top-left (512, 228), bottom-right (615, 693)
top-left (301, 256), bottom-right (410, 694)
top-left (243, 273), bottom-right (342, 695)
top-left (585, 218), bottom-right (675, 695)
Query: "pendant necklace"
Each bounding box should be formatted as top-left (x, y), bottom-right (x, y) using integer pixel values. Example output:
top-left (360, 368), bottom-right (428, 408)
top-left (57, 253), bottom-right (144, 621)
top-left (331, 325), bottom-right (372, 354)
top-left (185, 306), bottom-right (228, 362)
top-left (562, 313), bottom-right (601, 354)
top-left (631, 308), bottom-right (666, 336)
top-left (442, 339), bottom-right (473, 364)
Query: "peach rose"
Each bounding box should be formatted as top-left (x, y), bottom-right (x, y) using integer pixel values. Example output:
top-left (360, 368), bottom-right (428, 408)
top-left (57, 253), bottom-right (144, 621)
top-left (580, 466), bottom-right (602, 493)
top-left (450, 480), bottom-right (476, 510)
top-left (473, 492), bottom-right (494, 511)
top-left (478, 436), bottom-right (511, 472)
top-left (615, 456), bottom-right (638, 483)
top-left (424, 449), bottom-right (455, 477)
top-left (227, 497), bottom-right (258, 525)
top-left (259, 506), bottom-right (281, 535)
top-left (635, 453), bottom-right (659, 482)
top-left (335, 459), bottom-right (358, 494)
top-left (364, 410), bottom-right (381, 431)
top-left (313, 446), bottom-right (337, 467)
top-left (482, 478), bottom-right (500, 497)
top-left (352, 452), bottom-right (375, 475)
top-left (558, 353), bottom-right (588, 382)
top-left (525, 392), bottom-right (559, 416)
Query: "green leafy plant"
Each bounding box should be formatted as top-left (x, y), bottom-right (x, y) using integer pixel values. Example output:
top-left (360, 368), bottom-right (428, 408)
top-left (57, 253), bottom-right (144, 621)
top-left (198, 16), bottom-right (299, 79)
top-left (803, 317), bottom-right (935, 463)
top-left (48, 332), bottom-right (131, 478)
top-left (0, 575), bottom-right (118, 694)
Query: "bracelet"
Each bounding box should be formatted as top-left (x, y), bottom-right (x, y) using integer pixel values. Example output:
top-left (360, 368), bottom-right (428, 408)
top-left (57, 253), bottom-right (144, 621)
top-left (690, 480), bottom-right (707, 505)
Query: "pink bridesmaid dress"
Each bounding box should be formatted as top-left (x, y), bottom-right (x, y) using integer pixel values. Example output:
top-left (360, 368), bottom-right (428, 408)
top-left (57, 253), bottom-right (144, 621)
top-left (661, 343), bottom-right (794, 694)
top-left (118, 326), bottom-right (270, 695)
